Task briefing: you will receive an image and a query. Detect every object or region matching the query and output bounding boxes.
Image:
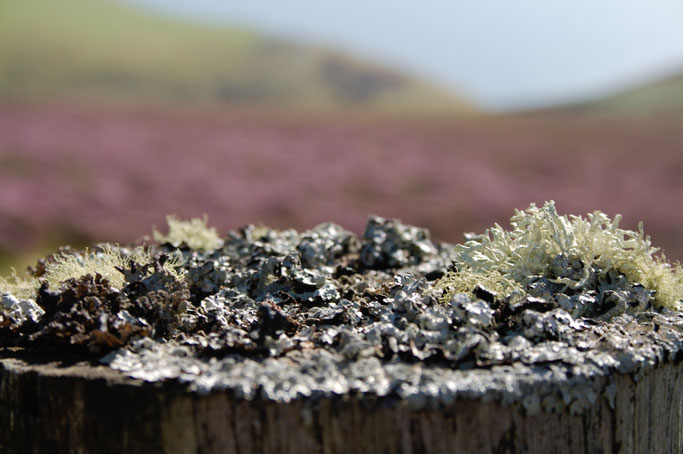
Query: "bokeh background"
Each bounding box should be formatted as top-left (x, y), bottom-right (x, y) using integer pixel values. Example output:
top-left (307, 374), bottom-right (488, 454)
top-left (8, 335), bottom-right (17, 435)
top-left (1, 0), bottom-right (682, 274)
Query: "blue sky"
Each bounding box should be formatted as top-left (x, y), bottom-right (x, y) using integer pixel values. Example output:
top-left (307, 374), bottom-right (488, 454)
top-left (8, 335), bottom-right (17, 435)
top-left (118, 0), bottom-right (683, 111)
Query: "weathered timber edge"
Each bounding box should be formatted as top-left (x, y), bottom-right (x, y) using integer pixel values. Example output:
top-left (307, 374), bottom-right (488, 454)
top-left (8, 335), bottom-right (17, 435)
top-left (0, 354), bottom-right (681, 454)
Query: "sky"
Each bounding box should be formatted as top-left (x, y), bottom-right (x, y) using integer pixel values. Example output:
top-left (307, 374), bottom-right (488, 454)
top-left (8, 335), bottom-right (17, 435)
top-left (118, 0), bottom-right (683, 111)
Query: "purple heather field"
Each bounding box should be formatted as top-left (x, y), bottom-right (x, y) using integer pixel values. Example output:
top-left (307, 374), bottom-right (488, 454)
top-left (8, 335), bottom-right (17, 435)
top-left (1, 103), bottom-right (682, 266)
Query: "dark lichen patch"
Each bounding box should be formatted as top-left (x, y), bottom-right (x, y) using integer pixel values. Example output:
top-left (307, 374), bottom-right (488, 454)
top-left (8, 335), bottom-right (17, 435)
top-left (1, 257), bottom-right (189, 357)
top-left (1, 206), bottom-right (683, 414)
top-left (28, 275), bottom-right (137, 355)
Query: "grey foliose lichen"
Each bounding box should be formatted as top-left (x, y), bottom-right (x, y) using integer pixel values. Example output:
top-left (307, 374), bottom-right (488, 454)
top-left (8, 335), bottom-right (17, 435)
top-left (2, 213), bottom-right (682, 415)
top-left (0, 293), bottom-right (44, 326)
top-left (360, 216), bottom-right (438, 269)
top-left (97, 217), bottom-right (683, 415)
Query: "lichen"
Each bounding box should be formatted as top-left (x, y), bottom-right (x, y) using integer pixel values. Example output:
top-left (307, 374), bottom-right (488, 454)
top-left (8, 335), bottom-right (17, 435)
top-left (0, 244), bottom-right (183, 301)
top-left (45, 245), bottom-right (156, 290)
top-left (1, 212), bottom-right (682, 413)
top-left (434, 201), bottom-right (683, 311)
top-left (153, 215), bottom-right (224, 252)
top-left (0, 270), bottom-right (39, 300)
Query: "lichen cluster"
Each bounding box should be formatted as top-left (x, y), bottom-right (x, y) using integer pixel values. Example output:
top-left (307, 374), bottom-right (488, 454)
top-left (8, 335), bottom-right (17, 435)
top-left (0, 205), bottom-right (682, 413)
top-left (435, 201), bottom-right (683, 311)
top-left (153, 215), bottom-right (224, 252)
top-left (1, 244), bottom-right (182, 299)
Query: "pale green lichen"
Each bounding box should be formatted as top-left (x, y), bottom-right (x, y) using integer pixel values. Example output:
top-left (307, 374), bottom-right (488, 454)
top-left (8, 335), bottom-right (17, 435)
top-left (435, 201), bottom-right (683, 311)
top-left (0, 270), bottom-right (39, 300)
top-left (1, 244), bottom-right (183, 300)
top-left (153, 215), bottom-right (224, 252)
top-left (43, 244), bottom-right (158, 290)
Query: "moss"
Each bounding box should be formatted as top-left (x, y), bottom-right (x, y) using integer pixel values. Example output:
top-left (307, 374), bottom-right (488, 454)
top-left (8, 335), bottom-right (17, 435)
top-left (153, 215), bottom-right (224, 252)
top-left (434, 201), bottom-right (683, 311)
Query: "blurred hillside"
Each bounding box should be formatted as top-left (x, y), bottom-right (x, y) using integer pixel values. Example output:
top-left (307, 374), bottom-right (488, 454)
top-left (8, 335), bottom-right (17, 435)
top-left (555, 71), bottom-right (683, 116)
top-left (0, 0), bottom-right (472, 114)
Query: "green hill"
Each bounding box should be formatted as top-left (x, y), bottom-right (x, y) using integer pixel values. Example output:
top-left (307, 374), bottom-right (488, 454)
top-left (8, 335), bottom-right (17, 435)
top-left (0, 0), bottom-right (474, 114)
top-left (557, 71), bottom-right (683, 116)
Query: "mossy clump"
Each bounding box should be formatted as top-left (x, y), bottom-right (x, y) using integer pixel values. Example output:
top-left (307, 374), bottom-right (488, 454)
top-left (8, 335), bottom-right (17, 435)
top-left (153, 215), bottom-right (224, 252)
top-left (434, 201), bottom-right (683, 311)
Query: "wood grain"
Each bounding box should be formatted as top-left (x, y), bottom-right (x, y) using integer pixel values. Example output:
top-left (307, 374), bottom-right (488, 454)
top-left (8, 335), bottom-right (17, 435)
top-left (1, 354), bottom-right (681, 453)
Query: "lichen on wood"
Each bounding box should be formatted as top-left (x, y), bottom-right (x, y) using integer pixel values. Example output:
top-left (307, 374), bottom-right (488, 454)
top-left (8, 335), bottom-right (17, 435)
top-left (153, 215), bottom-right (224, 252)
top-left (0, 204), bottom-right (681, 416)
top-left (434, 201), bottom-right (683, 311)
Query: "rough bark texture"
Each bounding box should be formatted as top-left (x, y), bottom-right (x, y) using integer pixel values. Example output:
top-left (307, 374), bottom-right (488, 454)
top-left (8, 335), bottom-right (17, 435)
top-left (1, 352), bottom-right (681, 454)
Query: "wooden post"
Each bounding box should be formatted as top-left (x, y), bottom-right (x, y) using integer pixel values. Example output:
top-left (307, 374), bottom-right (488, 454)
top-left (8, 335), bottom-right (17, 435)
top-left (1, 352), bottom-right (681, 453)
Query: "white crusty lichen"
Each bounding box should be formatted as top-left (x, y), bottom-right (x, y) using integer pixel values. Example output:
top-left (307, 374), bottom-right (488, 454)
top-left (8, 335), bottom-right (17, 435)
top-left (0, 292), bottom-right (45, 325)
top-left (0, 244), bottom-right (183, 301)
top-left (435, 201), bottom-right (683, 311)
top-left (153, 215), bottom-right (224, 252)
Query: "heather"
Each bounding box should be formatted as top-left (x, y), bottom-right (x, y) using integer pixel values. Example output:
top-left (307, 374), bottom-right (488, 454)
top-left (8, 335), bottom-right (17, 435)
top-left (1, 105), bottom-right (682, 271)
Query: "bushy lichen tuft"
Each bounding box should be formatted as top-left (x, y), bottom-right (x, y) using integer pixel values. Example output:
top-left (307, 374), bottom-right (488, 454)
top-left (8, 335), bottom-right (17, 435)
top-left (0, 270), bottom-right (39, 300)
top-left (1, 244), bottom-right (183, 300)
top-left (435, 201), bottom-right (683, 311)
top-left (43, 244), bottom-right (176, 290)
top-left (153, 215), bottom-right (224, 252)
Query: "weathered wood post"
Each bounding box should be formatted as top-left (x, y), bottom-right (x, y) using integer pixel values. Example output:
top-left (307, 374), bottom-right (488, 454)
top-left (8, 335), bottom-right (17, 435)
top-left (0, 350), bottom-right (682, 453)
